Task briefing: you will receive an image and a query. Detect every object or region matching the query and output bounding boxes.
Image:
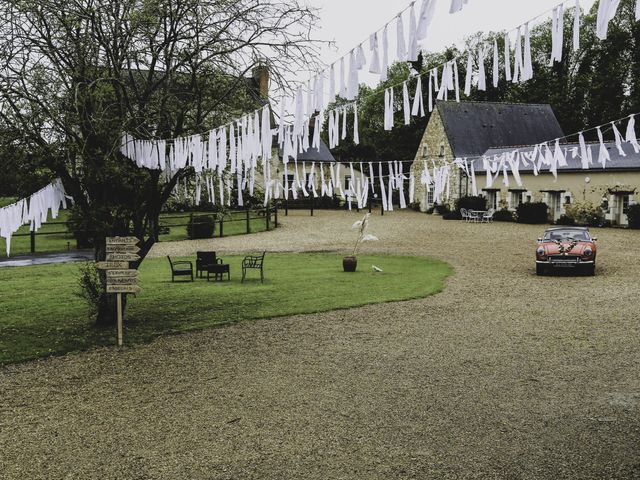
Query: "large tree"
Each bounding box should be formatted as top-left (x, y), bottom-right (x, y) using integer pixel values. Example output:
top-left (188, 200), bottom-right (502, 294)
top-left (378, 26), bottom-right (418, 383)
top-left (0, 0), bottom-right (319, 324)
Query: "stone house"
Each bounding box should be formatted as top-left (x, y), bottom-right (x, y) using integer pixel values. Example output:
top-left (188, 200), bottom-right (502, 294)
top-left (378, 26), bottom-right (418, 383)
top-left (410, 100), bottom-right (564, 211)
top-left (478, 142), bottom-right (640, 226)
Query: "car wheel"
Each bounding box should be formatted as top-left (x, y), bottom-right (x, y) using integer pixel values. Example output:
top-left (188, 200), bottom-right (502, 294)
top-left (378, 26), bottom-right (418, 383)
top-left (536, 264), bottom-right (546, 276)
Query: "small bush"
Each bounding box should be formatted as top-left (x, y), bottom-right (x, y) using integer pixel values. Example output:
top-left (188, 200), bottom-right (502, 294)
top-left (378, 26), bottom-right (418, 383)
top-left (627, 204), bottom-right (640, 229)
top-left (426, 207), bottom-right (435, 214)
top-left (493, 209), bottom-right (515, 222)
top-left (77, 262), bottom-right (102, 318)
top-left (455, 196), bottom-right (487, 212)
top-left (517, 202), bottom-right (549, 224)
top-left (565, 202), bottom-right (604, 227)
top-left (187, 214), bottom-right (216, 239)
top-left (435, 204), bottom-right (450, 215)
top-left (556, 214), bottom-right (576, 226)
top-left (442, 210), bottom-right (462, 220)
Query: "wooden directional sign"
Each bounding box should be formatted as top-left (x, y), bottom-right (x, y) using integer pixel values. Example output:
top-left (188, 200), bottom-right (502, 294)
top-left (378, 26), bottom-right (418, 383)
top-left (106, 253), bottom-right (140, 262)
top-left (96, 261), bottom-right (130, 270)
top-left (106, 269), bottom-right (138, 279)
top-left (107, 285), bottom-right (141, 294)
top-left (106, 236), bottom-right (139, 245)
top-left (106, 244), bottom-right (141, 254)
top-left (107, 277), bottom-right (138, 286)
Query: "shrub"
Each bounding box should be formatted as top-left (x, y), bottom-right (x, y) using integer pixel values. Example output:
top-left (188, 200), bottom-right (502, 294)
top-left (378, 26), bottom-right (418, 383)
top-left (517, 202), bottom-right (549, 224)
top-left (565, 201), bottom-right (604, 227)
top-left (627, 204), bottom-right (640, 229)
top-left (556, 214), bottom-right (576, 226)
top-left (187, 214), bottom-right (216, 239)
top-left (493, 208), bottom-right (514, 222)
top-left (77, 262), bottom-right (101, 318)
top-left (426, 207), bottom-right (435, 214)
top-left (442, 210), bottom-right (462, 220)
top-left (435, 203), bottom-right (450, 215)
top-left (455, 196), bottom-right (487, 212)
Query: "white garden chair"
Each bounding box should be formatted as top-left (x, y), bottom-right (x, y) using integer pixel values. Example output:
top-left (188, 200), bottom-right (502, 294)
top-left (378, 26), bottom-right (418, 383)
top-left (482, 208), bottom-right (495, 223)
top-left (467, 210), bottom-right (480, 223)
top-left (460, 208), bottom-right (469, 222)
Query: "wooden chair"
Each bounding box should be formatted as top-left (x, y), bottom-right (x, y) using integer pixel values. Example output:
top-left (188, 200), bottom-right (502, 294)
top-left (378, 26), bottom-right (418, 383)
top-left (167, 256), bottom-right (194, 282)
top-left (241, 251), bottom-right (266, 284)
top-left (196, 251), bottom-right (222, 278)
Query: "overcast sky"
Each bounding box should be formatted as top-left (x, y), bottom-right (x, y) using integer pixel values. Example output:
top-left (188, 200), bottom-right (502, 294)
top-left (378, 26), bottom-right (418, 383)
top-left (308, 0), bottom-right (598, 85)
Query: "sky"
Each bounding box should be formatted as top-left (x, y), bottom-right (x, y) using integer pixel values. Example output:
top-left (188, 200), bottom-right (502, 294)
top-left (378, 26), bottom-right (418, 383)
top-left (307, 0), bottom-right (598, 87)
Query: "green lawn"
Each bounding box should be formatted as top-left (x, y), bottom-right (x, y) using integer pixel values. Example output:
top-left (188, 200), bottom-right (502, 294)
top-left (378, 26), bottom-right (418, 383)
top-left (0, 253), bottom-right (452, 364)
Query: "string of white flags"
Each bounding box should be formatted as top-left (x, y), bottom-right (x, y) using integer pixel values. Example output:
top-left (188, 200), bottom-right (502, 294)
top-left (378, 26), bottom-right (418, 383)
top-left (0, 179), bottom-right (69, 256)
top-left (422, 112), bottom-right (640, 205)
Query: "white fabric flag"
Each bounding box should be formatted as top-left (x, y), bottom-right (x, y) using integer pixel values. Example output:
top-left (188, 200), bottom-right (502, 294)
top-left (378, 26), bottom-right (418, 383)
top-left (412, 76), bottom-right (425, 117)
top-left (597, 0), bottom-right (622, 40)
top-left (341, 106), bottom-right (347, 140)
top-left (626, 114), bottom-right (640, 153)
top-left (464, 50), bottom-right (473, 96)
top-left (450, 0), bottom-right (470, 14)
top-left (612, 121), bottom-right (627, 156)
top-left (381, 25), bottom-right (389, 82)
top-left (353, 104), bottom-right (360, 145)
top-left (403, 81), bottom-right (411, 125)
top-left (493, 39), bottom-right (500, 88)
top-left (477, 47), bottom-right (486, 91)
top-left (416, 0), bottom-right (437, 41)
top-left (356, 44), bottom-right (367, 70)
top-left (396, 13), bottom-right (407, 62)
top-left (347, 50), bottom-right (359, 100)
top-left (408, 3), bottom-right (419, 62)
top-left (369, 33), bottom-right (381, 74)
top-left (512, 26), bottom-right (523, 83)
top-left (597, 127), bottom-right (611, 168)
top-left (329, 64), bottom-right (336, 101)
top-left (453, 60), bottom-right (460, 102)
top-left (550, 5), bottom-right (565, 65)
top-left (504, 33), bottom-right (512, 81)
top-left (578, 132), bottom-right (593, 169)
top-left (523, 23), bottom-right (533, 81)
top-left (340, 57), bottom-right (347, 98)
top-left (384, 87), bottom-right (394, 130)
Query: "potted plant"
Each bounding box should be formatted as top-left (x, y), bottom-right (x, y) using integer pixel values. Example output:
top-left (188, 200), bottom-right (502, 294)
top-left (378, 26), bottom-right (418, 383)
top-left (344, 213), bottom-right (379, 272)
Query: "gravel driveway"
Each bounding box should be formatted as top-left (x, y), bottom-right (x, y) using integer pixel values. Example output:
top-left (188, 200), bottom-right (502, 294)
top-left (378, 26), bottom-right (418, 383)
top-left (1, 211), bottom-right (639, 479)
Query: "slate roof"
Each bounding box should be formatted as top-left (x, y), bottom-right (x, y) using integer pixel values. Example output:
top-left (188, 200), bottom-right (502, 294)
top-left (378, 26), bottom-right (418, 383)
top-left (437, 101), bottom-right (565, 158)
top-left (475, 141), bottom-right (640, 173)
top-left (278, 139), bottom-right (336, 163)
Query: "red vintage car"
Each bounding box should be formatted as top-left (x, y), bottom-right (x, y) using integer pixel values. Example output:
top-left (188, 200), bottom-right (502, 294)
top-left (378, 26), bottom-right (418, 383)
top-left (535, 227), bottom-right (597, 276)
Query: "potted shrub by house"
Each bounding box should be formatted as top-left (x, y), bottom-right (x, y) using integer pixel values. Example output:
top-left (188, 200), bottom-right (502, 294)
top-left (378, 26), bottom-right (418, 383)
top-left (343, 213), bottom-right (379, 272)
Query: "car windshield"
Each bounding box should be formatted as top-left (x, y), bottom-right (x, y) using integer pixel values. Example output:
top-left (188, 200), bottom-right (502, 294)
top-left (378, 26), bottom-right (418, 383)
top-left (544, 229), bottom-right (590, 241)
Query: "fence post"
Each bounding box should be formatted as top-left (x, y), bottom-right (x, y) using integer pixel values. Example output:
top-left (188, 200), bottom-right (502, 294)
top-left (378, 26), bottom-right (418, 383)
top-left (219, 218), bottom-right (224, 238)
top-left (310, 196), bottom-right (314, 217)
top-left (285, 199), bottom-right (289, 216)
top-left (368, 201), bottom-right (372, 214)
top-left (30, 230), bottom-right (36, 254)
top-left (274, 205), bottom-right (278, 228)
top-left (246, 210), bottom-right (251, 234)
top-left (266, 205), bottom-right (270, 231)
top-left (381, 202), bottom-right (384, 216)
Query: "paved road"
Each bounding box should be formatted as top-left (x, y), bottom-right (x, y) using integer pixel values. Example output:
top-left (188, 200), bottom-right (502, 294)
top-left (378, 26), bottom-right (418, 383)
top-left (1, 211), bottom-right (639, 479)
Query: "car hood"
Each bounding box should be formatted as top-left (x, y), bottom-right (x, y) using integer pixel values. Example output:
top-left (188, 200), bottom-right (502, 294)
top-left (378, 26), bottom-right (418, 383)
top-left (541, 241), bottom-right (593, 255)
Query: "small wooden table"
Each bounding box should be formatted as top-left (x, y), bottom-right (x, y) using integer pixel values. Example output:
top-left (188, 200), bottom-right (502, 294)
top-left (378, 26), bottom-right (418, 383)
top-left (207, 264), bottom-right (230, 282)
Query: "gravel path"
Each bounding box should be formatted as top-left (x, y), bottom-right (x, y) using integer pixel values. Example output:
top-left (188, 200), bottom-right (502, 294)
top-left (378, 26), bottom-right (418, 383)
top-left (2, 211), bottom-right (639, 479)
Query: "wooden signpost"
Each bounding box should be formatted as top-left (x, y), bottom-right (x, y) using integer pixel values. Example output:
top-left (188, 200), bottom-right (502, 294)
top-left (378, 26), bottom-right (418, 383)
top-left (97, 237), bottom-right (141, 347)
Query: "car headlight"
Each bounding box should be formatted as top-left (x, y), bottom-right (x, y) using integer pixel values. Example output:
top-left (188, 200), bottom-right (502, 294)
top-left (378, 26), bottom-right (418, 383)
top-left (536, 247), bottom-right (545, 256)
top-left (583, 248), bottom-right (593, 257)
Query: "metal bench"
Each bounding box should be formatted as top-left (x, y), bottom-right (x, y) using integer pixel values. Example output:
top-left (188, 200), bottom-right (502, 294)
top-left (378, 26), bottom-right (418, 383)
top-left (196, 251), bottom-right (223, 278)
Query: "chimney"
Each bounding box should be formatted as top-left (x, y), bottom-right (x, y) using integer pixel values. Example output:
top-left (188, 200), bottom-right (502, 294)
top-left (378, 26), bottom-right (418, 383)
top-left (252, 63), bottom-right (270, 99)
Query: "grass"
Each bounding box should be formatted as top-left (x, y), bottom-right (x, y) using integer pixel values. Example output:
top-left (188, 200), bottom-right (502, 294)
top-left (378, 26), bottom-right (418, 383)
top-left (0, 210), bottom-right (272, 257)
top-left (0, 253), bottom-right (452, 364)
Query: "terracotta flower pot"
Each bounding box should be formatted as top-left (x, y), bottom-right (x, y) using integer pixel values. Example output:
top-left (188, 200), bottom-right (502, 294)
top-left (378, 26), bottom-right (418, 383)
top-left (343, 256), bottom-right (357, 272)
